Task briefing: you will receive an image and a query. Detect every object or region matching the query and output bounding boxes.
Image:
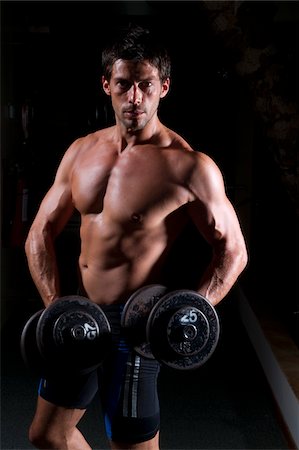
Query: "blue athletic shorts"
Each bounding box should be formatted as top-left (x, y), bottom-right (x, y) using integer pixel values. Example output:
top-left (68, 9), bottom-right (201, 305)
top-left (38, 304), bottom-right (161, 444)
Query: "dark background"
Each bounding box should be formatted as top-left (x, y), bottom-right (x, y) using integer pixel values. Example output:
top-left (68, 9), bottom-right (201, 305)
top-left (1, 0), bottom-right (298, 343)
top-left (1, 2), bottom-right (298, 449)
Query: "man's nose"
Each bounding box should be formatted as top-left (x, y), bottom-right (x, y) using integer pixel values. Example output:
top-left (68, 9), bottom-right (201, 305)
top-left (129, 84), bottom-right (142, 105)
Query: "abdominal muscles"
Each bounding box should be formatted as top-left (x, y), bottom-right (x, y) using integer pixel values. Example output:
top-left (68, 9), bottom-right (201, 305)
top-left (78, 213), bottom-right (171, 305)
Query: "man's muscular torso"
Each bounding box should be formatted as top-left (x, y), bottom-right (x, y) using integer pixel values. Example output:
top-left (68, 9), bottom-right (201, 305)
top-left (70, 126), bottom-right (197, 304)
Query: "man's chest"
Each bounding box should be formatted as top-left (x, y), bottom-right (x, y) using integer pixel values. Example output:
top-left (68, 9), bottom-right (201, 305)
top-left (71, 150), bottom-right (190, 223)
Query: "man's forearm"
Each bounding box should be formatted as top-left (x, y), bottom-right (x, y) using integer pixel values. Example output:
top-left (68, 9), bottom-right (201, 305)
top-left (197, 245), bottom-right (248, 306)
top-left (25, 228), bottom-right (61, 307)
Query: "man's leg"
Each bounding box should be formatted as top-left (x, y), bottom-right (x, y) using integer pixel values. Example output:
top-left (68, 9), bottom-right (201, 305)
top-left (110, 431), bottom-right (160, 450)
top-left (100, 306), bottom-right (161, 449)
top-left (101, 352), bottom-right (161, 450)
top-left (29, 396), bottom-right (91, 450)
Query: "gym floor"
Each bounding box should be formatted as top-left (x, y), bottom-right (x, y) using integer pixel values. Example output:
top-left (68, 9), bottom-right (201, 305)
top-left (1, 289), bottom-right (291, 450)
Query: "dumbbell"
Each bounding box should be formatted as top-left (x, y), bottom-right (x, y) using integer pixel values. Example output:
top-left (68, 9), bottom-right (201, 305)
top-left (121, 285), bottom-right (220, 370)
top-left (20, 296), bottom-right (112, 377)
top-left (121, 284), bottom-right (168, 358)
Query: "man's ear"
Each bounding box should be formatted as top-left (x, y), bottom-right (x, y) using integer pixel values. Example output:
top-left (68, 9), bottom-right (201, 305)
top-left (160, 78), bottom-right (170, 99)
top-left (102, 76), bottom-right (111, 96)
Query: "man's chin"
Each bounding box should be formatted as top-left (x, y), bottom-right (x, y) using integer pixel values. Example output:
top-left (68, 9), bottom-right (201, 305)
top-left (125, 121), bottom-right (144, 133)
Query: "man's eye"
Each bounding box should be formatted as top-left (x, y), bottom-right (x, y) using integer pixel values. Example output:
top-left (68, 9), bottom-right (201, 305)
top-left (139, 81), bottom-right (152, 90)
top-left (117, 80), bottom-right (130, 90)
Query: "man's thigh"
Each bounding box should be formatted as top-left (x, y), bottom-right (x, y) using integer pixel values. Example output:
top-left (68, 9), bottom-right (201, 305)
top-left (30, 396), bottom-right (87, 434)
top-left (99, 347), bottom-right (161, 444)
top-left (38, 369), bottom-right (99, 409)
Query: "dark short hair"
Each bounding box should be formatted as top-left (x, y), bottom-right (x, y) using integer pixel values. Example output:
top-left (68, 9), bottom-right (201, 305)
top-left (102, 24), bottom-right (171, 82)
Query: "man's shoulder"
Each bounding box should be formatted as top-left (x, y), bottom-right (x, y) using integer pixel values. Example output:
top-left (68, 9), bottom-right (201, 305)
top-left (78, 125), bottom-right (115, 143)
top-left (67, 126), bottom-right (116, 154)
top-left (165, 127), bottom-right (203, 156)
top-left (161, 126), bottom-right (218, 164)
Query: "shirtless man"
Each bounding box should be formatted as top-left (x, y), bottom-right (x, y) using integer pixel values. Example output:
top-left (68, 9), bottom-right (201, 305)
top-left (25, 24), bottom-right (248, 450)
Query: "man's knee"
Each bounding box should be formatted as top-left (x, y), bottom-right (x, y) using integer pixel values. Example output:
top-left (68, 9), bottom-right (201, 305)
top-left (29, 422), bottom-right (63, 449)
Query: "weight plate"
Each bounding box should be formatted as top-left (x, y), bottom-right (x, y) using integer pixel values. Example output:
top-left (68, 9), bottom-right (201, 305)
top-left (20, 309), bottom-right (47, 376)
top-left (36, 296), bottom-right (112, 374)
top-left (167, 306), bottom-right (210, 356)
top-left (121, 284), bottom-right (168, 358)
top-left (146, 290), bottom-right (220, 370)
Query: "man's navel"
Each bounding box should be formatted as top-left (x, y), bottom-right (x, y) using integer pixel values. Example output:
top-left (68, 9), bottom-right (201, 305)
top-left (131, 213), bottom-right (142, 224)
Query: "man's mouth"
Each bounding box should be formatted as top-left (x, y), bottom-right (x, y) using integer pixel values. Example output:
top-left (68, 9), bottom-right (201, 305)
top-left (124, 109), bottom-right (144, 118)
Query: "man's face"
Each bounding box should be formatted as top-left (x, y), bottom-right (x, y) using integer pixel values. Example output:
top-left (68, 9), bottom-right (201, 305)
top-left (102, 59), bottom-right (170, 132)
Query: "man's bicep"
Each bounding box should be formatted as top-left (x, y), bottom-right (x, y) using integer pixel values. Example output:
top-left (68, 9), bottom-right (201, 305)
top-left (31, 143), bottom-right (78, 235)
top-left (187, 154), bottom-right (240, 244)
top-left (187, 197), bottom-right (224, 244)
top-left (31, 181), bottom-right (75, 238)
